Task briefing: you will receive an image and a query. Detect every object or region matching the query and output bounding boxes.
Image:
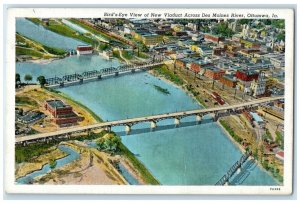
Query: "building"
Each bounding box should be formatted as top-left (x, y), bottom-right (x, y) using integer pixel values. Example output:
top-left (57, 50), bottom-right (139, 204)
top-left (249, 112), bottom-right (265, 128)
top-left (204, 34), bottom-right (225, 43)
top-left (274, 99), bottom-right (285, 110)
top-left (250, 72), bottom-right (266, 96)
top-left (44, 99), bottom-right (83, 127)
top-left (76, 45), bottom-right (93, 55)
top-left (133, 30), bottom-right (163, 46)
top-left (190, 60), bottom-right (213, 73)
top-left (236, 69), bottom-right (259, 81)
top-left (204, 67), bottom-right (225, 80)
top-left (220, 74), bottom-right (237, 88)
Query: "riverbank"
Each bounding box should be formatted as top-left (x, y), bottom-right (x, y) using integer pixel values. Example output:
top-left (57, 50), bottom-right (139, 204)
top-left (15, 145), bottom-right (68, 179)
top-left (16, 32), bottom-right (67, 61)
top-left (15, 85), bottom-right (101, 134)
top-left (26, 18), bottom-right (98, 46)
top-left (218, 118), bottom-right (283, 185)
top-left (149, 66), bottom-right (207, 108)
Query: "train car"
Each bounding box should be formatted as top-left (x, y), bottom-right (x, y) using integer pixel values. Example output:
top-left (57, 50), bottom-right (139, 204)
top-left (211, 92), bottom-right (225, 105)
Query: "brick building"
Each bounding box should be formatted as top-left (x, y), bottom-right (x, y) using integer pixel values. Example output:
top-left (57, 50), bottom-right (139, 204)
top-left (204, 34), bottom-right (225, 43)
top-left (220, 74), bottom-right (237, 88)
top-left (204, 67), bottom-right (225, 80)
top-left (236, 69), bottom-right (259, 81)
top-left (190, 61), bottom-right (213, 73)
top-left (44, 99), bottom-right (83, 127)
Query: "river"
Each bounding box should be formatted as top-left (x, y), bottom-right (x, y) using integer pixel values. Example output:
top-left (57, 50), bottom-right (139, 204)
top-left (15, 18), bottom-right (278, 185)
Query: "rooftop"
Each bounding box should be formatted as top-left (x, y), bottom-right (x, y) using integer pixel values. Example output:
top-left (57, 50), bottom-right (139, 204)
top-left (250, 112), bottom-right (264, 122)
top-left (46, 100), bottom-right (68, 109)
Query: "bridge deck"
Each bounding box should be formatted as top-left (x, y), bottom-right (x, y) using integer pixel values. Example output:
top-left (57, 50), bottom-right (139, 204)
top-left (15, 96), bottom-right (284, 144)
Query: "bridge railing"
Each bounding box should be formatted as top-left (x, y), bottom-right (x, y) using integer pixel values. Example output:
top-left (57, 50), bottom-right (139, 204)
top-left (45, 61), bottom-right (164, 86)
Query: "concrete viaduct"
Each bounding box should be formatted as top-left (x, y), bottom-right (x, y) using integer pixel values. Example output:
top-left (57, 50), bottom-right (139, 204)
top-left (15, 96), bottom-right (284, 145)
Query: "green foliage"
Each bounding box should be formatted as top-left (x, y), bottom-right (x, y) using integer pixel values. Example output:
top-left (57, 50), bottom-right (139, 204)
top-left (49, 159), bottom-right (57, 169)
top-left (121, 50), bottom-right (133, 60)
top-left (16, 47), bottom-right (44, 58)
top-left (276, 33), bottom-right (285, 41)
top-left (99, 43), bottom-right (109, 51)
top-left (16, 73), bottom-right (21, 86)
top-left (118, 141), bottom-right (160, 184)
top-left (15, 96), bottom-right (38, 107)
top-left (97, 134), bottom-right (121, 153)
top-left (219, 120), bottom-right (242, 143)
top-left (15, 143), bottom-right (54, 163)
top-left (42, 45), bottom-right (66, 55)
top-left (275, 131), bottom-right (284, 148)
top-left (271, 19), bottom-right (285, 29)
top-left (24, 74), bottom-right (32, 83)
top-left (212, 22), bottom-right (234, 38)
top-left (154, 65), bottom-right (183, 85)
top-left (68, 19), bottom-right (112, 42)
top-left (37, 76), bottom-right (46, 87)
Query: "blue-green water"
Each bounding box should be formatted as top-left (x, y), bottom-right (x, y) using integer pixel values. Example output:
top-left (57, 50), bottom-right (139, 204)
top-left (16, 145), bottom-right (80, 184)
top-left (15, 18), bottom-right (278, 185)
top-left (16, 18), bottom-right (86, 50)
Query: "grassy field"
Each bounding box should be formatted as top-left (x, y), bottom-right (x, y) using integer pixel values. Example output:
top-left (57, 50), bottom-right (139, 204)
top-left (16, 47), bottom-right (45, 58)
top-left (15, 143), bottom-right (55, 163)
top-left (15, 95), bottom-right (38, 107)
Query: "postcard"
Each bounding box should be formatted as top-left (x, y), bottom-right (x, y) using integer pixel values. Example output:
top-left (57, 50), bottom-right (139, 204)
top-left (4, 7), bottom-right (294, 194)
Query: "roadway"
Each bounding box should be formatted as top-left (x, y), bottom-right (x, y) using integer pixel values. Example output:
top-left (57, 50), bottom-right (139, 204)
top-left (15, 96), bottom-right (284, 144)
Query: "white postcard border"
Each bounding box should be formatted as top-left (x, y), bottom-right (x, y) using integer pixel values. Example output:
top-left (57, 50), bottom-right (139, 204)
top-left (5, 7), bottom-right (294, 195)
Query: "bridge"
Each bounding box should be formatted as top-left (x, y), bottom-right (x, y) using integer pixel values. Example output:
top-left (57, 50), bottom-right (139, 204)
top-left (215, 151), bottom-right (252, 186)
top-left (15, 96), bottom-right (284, 145)
top-left (45, 61), bottom-right (164, 88)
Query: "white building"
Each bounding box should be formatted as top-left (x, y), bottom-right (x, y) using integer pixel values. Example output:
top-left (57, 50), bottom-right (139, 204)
top-left (250, 72), bottom-right (266, 96)
top-left (76, 45), bottom-right (93, 55)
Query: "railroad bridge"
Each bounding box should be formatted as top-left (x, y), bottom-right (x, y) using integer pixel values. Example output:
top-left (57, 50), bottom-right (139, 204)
top-left (15, 96), bottom-right (284, 145)
top-left (45, 60), bottom-right (164, 88)
top-left (215, 151), bottom-right (252, 186)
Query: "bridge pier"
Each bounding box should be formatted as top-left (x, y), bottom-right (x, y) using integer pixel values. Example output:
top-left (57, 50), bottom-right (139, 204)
top-left (59, 82), bottom-right (64, 87)
top-left (105, 126), bottom-right (111, 132)
top-left (125, 125), bottom-right (131, 134)
top-left (79, 78), bottom-right (83, 84)
top-left (131, 69), bottom-right (135, 73)
top-left (174, 118), bottom-right (180, 126)
top-left (150, 121), bottom-right (157, 129)
top-left (224, 181), bottom-right (229, 186)
top-left (213, 113), bottom-right (219, 121)
top-left (237, 167), bottom-right (241, 174)
top-left (98, 75), bottom-right (102, 79)
top-left (115, 72), bottom-right (119, 76)
top-left (196, 115), bottom-right (202, 124)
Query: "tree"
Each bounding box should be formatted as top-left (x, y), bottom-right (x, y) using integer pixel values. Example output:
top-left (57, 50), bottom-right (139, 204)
top-left (24, 74), bottom-right (32, 84)
top-left (16, 73), bottom-right (21, 88)
top-left (37, 75), bottom-right (46, 87)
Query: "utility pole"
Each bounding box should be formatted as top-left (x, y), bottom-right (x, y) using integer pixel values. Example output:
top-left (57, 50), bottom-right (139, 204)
top-left (212, 79), bottom-right (215, 89)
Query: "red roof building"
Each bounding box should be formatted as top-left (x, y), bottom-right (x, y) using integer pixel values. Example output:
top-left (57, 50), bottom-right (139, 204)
top-left (236, 70), bottom-right (259, 82)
